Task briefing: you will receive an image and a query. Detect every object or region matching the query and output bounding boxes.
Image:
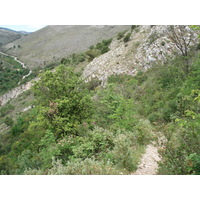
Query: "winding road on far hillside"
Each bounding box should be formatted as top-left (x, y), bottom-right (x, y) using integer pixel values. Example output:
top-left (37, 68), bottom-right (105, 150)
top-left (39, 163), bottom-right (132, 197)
top-left (0, 51), bottom-right (32, 80)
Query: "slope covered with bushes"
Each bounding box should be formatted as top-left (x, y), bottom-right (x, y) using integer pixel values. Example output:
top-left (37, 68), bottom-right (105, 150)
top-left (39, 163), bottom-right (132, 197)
top-left (0, 54), bottom-right (29, 95)
top-left (0, 25), bottom-right (200, 175)
top-left (0, 65), bottom-right (152, 175)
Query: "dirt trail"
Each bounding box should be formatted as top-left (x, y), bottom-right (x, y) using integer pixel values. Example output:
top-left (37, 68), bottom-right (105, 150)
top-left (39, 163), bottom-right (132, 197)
top-left (132, 143), bottom-right (161, 175)
top-left (0, 51), bottom-right (32, 79)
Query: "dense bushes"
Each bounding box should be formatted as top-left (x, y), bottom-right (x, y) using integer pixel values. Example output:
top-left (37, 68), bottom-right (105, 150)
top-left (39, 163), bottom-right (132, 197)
top-left (0, 104), bottom-right (14, 117)
top-left (24, 158), bottom-right (128, 175)
top-left (0, 54), bottom-right (30, 95)
top-left (104, 54), bottom-right (200, 175)
top-left (125, 53), bottom-right (200, 175)
top-left (19, 125), bottom-right (147, 175)
top-left (61, 38), bottom-right (113, 65)
top-left (61, 53), bottom-right (86, 66)
top-left (0, 64), bottom-right (153, 174)
top-left (158, 90), bottom-right (200, 175)
top-left (86, 38), bottom-right (112, 61)
top-left (2, 27), bottom-right (200, 175)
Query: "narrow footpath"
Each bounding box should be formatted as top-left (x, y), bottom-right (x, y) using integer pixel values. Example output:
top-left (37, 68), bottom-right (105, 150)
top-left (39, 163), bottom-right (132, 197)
top-left (132, 143), bottom-right (161, 175)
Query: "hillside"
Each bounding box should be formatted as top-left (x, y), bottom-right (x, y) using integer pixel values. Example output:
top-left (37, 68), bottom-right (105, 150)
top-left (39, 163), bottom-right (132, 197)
top-left (0, 27), bottom-right (25, 46)
top-left (83, 25), bottom-right (199, 82)
top-left (2, 25), bottom-right (131, 69)
top-left (0, 25), bottom-right (200, 175)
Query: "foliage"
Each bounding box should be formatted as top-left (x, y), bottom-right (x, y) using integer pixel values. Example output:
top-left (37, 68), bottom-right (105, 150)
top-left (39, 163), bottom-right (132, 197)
top-left (85, 78), bottom-right (102, 91)
top-left (86, 38), bottom-right (112, 60)
top-left (0, 54), bottom-right (30, 95)
top-left (61, 53), bottom-right (86, 66)
top-left (93, 83), bottom-right (137, 131)
top-left (4, 30), bottom-right (200, 175)
top-left (23, 125), bottom-right (147, 175)
top-left (3, 117), bottom-right (14, 127)
top-left (85, 49), bottom-right (101, 61)
top-left (158, 90), bottom-right (200, 175)
top-left (33, 65), bottom-right (93, 139)
top-left (24, 158), bottom-right (128, 175)
top-left (131, 25), bottom-right (139, 31)
top-left (123, 33), bottom-right (131, 43)
top-left (0, 103), bottom-right (14, 117)
top-left (117, 31), bottom-right (127, 40)
top-left (61, 38), bottom-right (113, 64)
top-left (0, 66), bottom-right (95, 174)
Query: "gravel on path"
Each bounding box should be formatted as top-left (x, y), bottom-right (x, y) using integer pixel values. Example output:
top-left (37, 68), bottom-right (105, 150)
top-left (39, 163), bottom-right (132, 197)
top-left (132, 143), bottom-right (161, 175)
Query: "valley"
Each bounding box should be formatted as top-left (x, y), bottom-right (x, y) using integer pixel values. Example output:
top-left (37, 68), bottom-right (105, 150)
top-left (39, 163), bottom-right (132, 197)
top-left (0, 51), bottom-right (32, 81)
top-left (0, 25), bottom-right (200, 175)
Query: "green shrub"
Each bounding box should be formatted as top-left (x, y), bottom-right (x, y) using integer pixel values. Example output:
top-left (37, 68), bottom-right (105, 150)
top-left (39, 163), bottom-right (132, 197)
top-left (58, 127), bottom-right (116, 161)
top-left (135, 71), bottom-right (148, 85)
top-left (86, 78), bottom-right (102, 91)
top-left (86, 49), bottom-right (101, 61)
top-left (117, 31), bottom-right (126, 40)
top-left (94, 84), bottom-right (137, 130)
top-left (96, 43), bottom-right (103, 50)
top-left (107, 74), bottom-right (134, 84)
top-left (101, 46), bottom-right (109, 54)
top-left (89, 45), bottom-right (94, 50)
top-left (131, 25), bottom-right (138, 31)
top-left (159, 91), bottom-right (200, 175)
top-left (61, 53), bottom-right (87, 66)
top-left (123, 33), bottom-right (131, 43)
top-left (148, 112), bottom-right (162, 123)
top-left (102, 38), bottom-right (112, 46)
top-left (187, 153), bottom-right (200, 175)
top-left (15, 149), bottom-right (41, 174)
top-left (161, 41), bottom-right (165, 46)
top-left (3, 117), bottom-right (14, 127)
top-left (106, 130), bottom-right (146, 172)
top-left (24, 158), bottom-right (128, 175)
top-left (0, 54), bottom-right (31, 95)
top-left (0, 104), bottom-right (14, 117)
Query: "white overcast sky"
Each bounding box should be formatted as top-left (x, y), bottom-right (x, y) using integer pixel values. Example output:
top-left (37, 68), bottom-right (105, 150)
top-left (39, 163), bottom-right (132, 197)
top-left (0, 25), bottom-right (47, 32)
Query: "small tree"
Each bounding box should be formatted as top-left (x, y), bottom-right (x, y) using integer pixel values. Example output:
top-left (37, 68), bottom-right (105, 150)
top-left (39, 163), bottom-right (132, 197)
top-left (33, 65), bottom-right (93, 139)
top-left (166, 25), bottom-right (196, 73)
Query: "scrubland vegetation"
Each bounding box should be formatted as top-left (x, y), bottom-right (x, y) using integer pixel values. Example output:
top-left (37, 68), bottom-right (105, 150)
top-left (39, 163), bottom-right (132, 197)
top-left (0, 26), bottom-right (200, 175)
top-left (0, 54), bottom-right (30, 95)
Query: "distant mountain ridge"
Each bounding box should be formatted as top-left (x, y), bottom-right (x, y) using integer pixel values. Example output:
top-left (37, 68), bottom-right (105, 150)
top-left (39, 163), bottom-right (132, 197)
top-left (0, 27), bottom-right (30, 34)
top-left (0, 27), bottom-right (29, 46)
top-left (2, 25), bottom-right (131, 69)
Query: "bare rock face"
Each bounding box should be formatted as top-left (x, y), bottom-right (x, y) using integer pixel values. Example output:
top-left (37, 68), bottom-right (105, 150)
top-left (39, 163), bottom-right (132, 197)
top-left (0, 78), bottom-right (38, 107)
top-left (83, 25), bottom-right (198, 83)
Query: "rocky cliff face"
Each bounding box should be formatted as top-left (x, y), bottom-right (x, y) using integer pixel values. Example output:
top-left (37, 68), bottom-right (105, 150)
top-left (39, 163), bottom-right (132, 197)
top-left (83, 25), bottom-right (198, 83)
top-left (0, 78), bottom-right (38, 107)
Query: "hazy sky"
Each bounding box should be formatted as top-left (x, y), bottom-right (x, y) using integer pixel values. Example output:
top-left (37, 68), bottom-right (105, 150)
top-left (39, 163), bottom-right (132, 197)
top-left (0, 25), bottom-right (47, 32)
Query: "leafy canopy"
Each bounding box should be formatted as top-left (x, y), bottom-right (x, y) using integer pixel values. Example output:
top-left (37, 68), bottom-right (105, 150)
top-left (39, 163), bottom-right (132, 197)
top-left (33, 65), bottom-right (93, 139)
